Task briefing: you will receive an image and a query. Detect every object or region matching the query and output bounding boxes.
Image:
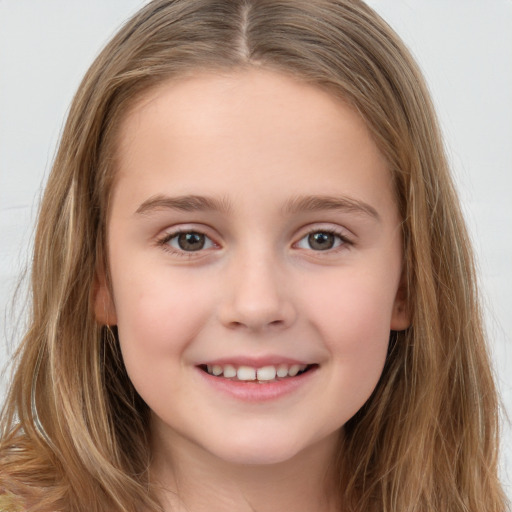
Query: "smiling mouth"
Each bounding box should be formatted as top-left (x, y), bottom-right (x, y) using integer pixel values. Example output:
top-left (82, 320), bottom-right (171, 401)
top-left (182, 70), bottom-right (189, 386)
top-left (199, 363), bottom-right (317, 383)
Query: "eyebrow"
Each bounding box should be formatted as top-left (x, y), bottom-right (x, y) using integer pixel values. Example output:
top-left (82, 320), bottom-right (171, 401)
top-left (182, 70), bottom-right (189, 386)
top-left (283, 194), bottom-right (380, 221)
top-left (135, 194), bottom-right (233, 215)
top-left (135, 193), bottom-right (380, 220)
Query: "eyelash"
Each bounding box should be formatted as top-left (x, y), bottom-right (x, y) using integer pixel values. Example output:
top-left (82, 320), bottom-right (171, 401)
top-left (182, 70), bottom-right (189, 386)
top-left (294, 228), bottom-right (352, 253)
top-left (156, 227), bottom-right (353, 257)
top-left (156, 229), bottom-right (217, 257)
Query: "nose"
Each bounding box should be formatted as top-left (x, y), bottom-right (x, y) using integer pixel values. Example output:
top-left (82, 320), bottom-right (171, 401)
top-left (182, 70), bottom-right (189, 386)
top-left (217, 252), bottom-right (297, 331)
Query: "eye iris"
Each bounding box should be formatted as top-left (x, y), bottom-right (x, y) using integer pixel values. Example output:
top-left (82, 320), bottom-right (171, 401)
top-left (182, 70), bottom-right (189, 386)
top-left (308, 232), bottom-right (335, 250)
top-left (177, 232), bottom-right (205, 251)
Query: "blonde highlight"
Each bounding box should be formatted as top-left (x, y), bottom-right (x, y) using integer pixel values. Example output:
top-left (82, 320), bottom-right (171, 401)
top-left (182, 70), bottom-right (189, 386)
top-left (0, 1), bottom-right (506, 511)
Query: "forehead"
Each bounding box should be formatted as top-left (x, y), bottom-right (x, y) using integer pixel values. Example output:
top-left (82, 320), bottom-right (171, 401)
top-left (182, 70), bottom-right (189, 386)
top-left (118, 69), bottom-right (376, 155)
top-left (112, 68), bottom-right (393, 212)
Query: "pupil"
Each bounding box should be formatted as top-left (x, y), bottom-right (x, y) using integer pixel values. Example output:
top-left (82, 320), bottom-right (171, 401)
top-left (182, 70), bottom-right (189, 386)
top-left (178, 232), bottom-right (205, 251)
top-left (308, 232), bottom-right (334, 250)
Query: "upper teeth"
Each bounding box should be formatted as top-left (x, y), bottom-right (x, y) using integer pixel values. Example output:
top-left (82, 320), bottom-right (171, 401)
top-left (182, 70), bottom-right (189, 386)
top-left (205, 363), bottom-right (308, 381)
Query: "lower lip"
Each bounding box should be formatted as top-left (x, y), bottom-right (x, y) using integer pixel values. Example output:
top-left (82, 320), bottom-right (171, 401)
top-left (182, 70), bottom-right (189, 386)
top-left (196, 366), bottom-right (318, 402)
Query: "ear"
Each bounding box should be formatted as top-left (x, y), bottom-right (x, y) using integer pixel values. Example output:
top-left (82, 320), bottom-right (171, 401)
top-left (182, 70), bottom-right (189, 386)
top-left (390, 271), bottom-right (411, 331)
top-left (93, 271), bottom-right (117, 326)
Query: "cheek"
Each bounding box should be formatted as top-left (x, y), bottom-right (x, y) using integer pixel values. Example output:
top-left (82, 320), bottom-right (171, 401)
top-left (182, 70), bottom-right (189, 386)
top-left (305, 269), bottom-right (396, 381)
top-left (112, 270), bottom-right (216, 362)
top-left (309, 269), bottom-right (396, 334)
top-left (111, 271), bottom-right (219, 409)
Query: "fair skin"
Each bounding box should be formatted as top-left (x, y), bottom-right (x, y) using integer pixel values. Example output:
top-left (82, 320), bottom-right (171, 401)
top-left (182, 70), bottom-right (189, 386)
top-left (95, 69), bottom-right (409, 511)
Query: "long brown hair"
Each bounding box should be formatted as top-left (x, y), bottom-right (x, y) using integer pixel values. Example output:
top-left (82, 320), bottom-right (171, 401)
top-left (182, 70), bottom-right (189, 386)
top-left (0, 1), bottom-right (507, 511)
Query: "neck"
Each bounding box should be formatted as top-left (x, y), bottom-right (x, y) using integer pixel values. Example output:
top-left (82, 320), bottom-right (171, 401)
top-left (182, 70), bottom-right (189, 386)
top-left (149, 426), bottom-right (342, 512)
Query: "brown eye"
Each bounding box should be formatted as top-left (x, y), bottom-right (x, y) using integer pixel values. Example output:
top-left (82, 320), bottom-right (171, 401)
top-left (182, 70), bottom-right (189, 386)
top-left (308, 232), bottom-right (336, 250)
top-left (177, 232), bottom-right (205, 251)
top-left (166, 231), bottom-right (215, 252)
top-left (296, 230), bottom-right (346, 251)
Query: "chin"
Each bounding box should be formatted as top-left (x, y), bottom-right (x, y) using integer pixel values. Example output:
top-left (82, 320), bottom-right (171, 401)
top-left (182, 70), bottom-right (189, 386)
top-left (216, 448), bottom-right (301, 466)
top-left (204, 432), bottom-right (314, 467)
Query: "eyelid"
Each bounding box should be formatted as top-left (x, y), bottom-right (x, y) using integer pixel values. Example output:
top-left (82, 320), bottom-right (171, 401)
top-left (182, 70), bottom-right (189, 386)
top-left (292, 224), bottom-right (355, 251)
top-left (156, 224), bottom-right (220, 257)
top-left (154, 222), bottom-right (354, 258)
top-left (168, 232), bottom-right (215, 251)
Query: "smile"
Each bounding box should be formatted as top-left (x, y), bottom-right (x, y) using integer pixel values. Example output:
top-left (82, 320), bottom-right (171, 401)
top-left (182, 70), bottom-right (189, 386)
top-left (200, 363), bottom-right (315, 382)
top-left (196, 360), bottom-right (319, 401)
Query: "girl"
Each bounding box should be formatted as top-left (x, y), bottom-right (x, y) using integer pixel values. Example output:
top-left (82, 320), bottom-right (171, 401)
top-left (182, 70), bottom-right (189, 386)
top-left (0, 1), bottom-right (507, 511)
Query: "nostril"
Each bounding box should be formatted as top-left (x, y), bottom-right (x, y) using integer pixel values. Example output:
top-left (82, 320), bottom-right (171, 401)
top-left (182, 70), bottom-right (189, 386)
top-left (225, 318), bottom-right (286, 331)
top-left (216, 282), bottom-right (297, 331)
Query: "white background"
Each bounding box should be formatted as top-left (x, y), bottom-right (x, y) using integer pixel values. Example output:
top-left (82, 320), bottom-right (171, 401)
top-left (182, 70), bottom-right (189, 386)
top-left (1, 0), bottom-right (511, 500)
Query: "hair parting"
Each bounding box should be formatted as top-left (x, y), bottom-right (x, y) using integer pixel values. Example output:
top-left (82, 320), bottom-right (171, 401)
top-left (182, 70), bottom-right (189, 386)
top-left (0, 1), bottom-right (507, 511)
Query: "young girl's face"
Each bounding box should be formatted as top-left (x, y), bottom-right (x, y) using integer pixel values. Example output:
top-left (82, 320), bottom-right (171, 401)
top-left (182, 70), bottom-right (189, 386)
top-left (96, 69), bottom-right (409, 466)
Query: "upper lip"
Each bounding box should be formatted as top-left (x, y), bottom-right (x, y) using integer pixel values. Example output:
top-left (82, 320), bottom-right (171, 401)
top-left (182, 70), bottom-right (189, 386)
top-left (196, 356), bottom-right (314, 367)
